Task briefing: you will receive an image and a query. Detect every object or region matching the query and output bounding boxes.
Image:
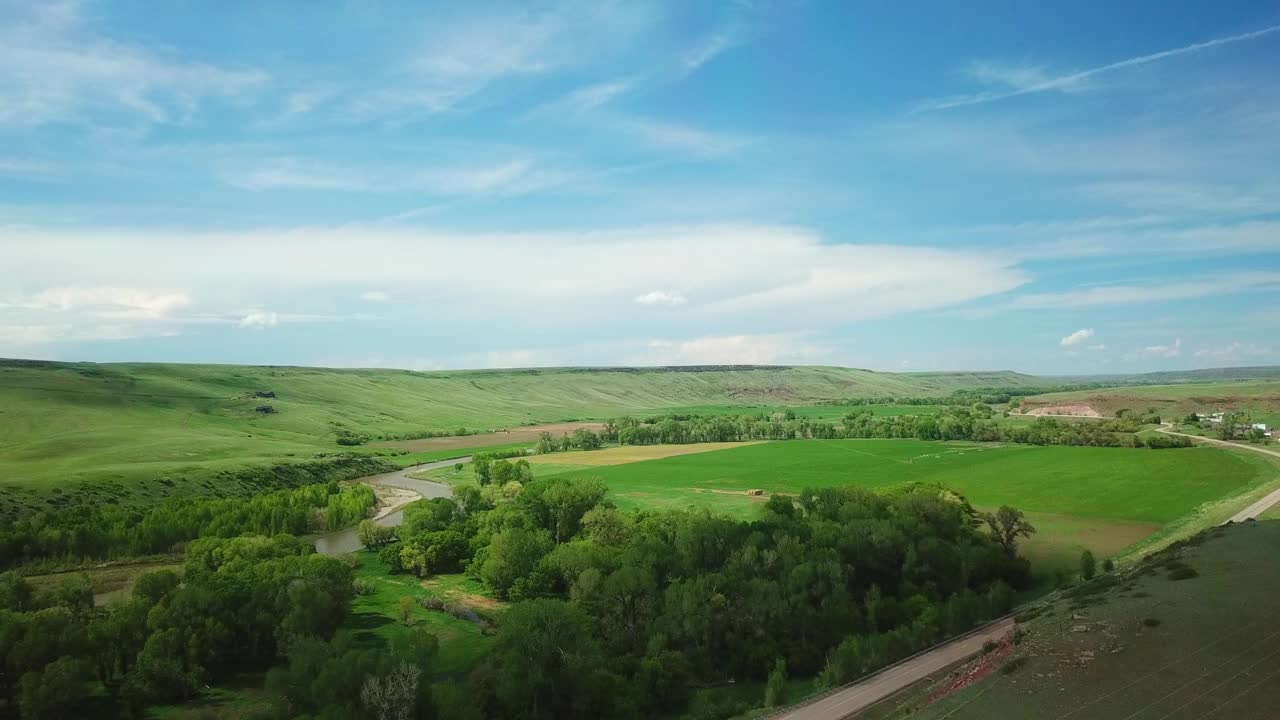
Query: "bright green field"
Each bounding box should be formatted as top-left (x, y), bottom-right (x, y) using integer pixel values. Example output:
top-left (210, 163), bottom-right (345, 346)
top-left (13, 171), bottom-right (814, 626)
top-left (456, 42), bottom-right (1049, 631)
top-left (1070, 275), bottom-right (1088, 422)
top-left (531, 439), bottom-right (1272, 573)
top-left (541, 440), bottom-right (1265, 522)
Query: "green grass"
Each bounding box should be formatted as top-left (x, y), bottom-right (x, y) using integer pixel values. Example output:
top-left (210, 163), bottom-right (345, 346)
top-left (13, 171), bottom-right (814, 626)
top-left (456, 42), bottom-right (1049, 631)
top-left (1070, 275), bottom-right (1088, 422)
top-left (346, 551), bottom-right (496, 675)
top-left (862, 521), bottom-right (1280, 720)
top-left (0, 359), bottom-right (1045, 509)
top-left (531, 439), bottom-right (1270, 575)
top-left (389, 442), bottom-right (533, 467)
top-left (540, 440), bottom-right (1266, 523)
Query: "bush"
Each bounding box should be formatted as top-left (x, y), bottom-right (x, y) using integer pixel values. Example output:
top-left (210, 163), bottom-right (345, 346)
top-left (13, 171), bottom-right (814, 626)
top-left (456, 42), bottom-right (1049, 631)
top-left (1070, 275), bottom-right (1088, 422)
top-left (352, 578), bottom-right (374, 596)
top-left (1102, 558), bottom-right (1115, 573)
top-left (981, 640), bottom-right (998, 654)
top-left (1000, 656), bottom-right (1028, 675)
top-left (1142, 618), bottom-right (1162, 627)
top-left (1080, 550), bottom-right (1096, 581)
top-left (1012, 628), bottom-right (1027, 645)
top-left (1168, 566), bottom-right (1199, 581)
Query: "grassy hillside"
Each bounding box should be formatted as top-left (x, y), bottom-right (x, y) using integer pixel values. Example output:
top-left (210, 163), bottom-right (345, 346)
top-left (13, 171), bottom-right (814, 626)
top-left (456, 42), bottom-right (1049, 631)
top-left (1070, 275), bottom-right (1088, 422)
top-left (0, 359), bottom-right (1044, 514)
top-left (866, 520), bottom-right (1280, 720)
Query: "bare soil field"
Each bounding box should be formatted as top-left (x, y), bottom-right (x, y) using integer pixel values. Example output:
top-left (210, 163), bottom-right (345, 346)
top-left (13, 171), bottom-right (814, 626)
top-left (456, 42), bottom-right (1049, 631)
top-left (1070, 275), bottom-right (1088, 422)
top-left (522, 441), bottom-right (762, 467)
top-left (373, 421), bottom-right (606, 452)
top-left (1025, 403), bottom-right (1103, 417)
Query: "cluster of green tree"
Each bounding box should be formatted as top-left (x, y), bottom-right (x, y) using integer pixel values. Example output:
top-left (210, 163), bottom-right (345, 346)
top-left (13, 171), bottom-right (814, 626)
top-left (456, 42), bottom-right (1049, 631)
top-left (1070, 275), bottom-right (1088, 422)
top-left (593, 407), bottom-right (1181, 450)
top-left (0, 535), bottom-right (374, 719)
top-left (377, 427), bottom-right (479, 441)
top-left (1112, 408), bottom-right (1163, 424)
top-left (534, 429), bottom-right (604, 454)
top-left (334, 429), bottom-right (371, 446)
top-left (0, 482), bottom-right (376, 570)
top-left (817, 384), bottom-right (1111, 407)
top-left (473, 456), bottom-right (535, 487)
top-left (372, 478), bottom-right (1031, 719)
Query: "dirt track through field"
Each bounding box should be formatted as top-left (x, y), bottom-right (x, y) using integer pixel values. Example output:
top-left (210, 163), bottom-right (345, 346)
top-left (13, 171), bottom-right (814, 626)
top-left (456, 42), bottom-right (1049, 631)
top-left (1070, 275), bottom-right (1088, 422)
top-left (1156, 425), bottom-right (1280, 522)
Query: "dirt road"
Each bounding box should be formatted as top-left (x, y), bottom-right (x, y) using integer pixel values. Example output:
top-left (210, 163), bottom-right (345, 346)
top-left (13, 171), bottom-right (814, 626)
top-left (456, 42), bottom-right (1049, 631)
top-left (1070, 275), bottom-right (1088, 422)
top-left (1156, 425), bottom-right (1280, 522)
top-left (771, 618), bottom-right (1015, 720)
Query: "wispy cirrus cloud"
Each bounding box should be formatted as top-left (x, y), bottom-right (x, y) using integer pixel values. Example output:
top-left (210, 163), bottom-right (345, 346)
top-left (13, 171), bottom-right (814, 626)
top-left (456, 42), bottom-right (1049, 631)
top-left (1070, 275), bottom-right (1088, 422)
top-left (920, 23), bottom-right (1280, 111)
top-left (0, 2), bottom-right (266, 126)
top-left (225, 157), bottom-right (574, 197)
top-left (1011, 272), bottom-right (1280, 309)
top-left (343, 1), bottom-right (657, 120)
top-left (1193, 341), bottom-right (1271, 362)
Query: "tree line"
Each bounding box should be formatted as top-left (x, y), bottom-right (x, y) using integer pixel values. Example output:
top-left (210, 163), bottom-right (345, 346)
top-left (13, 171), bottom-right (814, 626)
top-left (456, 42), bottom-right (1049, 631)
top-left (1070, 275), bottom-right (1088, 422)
top-left (0, 534), bottom-right (449, 720)
top-left (580, 407), bottom-right (1187, 450)
top-left (0, 481), bottom-right (377, 570)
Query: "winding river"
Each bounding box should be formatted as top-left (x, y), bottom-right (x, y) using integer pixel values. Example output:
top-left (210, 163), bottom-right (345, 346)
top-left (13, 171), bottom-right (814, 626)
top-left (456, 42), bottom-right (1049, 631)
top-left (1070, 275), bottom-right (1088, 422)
top-left (312, 457), bottom-right (465, 555)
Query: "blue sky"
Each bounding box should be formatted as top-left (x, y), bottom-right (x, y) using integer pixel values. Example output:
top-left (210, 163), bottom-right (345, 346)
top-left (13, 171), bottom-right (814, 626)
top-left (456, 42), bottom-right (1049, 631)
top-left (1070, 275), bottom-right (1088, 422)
top-left (1, 0), bottom-right (1278, 374)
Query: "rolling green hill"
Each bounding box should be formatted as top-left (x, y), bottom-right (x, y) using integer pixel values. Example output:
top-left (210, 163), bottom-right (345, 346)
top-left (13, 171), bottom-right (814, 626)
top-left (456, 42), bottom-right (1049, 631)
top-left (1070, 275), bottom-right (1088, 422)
top-left (3, 359), bottom-right (1277, 519)
top-left (0, 360), bottom-right (1044, 516)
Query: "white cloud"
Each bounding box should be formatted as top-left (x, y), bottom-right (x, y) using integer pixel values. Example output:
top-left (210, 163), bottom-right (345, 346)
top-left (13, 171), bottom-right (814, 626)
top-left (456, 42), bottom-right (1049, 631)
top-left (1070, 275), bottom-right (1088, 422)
top-left (1140, 338), bottom-right (1182, 358)
top-left (1087, 344), bottom-right (1107, 351)
top-left (360, 291), bottom-right (392, 302)
top-left (19, 286), bottom-right (190, 319)
top-left (920, 23), bottom-right (1280, 111)
top-left (1193, 342), bottom-right (1272, 362)
top-left (0, 3), bottom-right (266, 126)
top-left (0, 224), bottom-right (1029, 348)
top-left (1060, 328), bottom-right (1094, 346)
top-left (634, 290), bottom-right (686, 306)
top-left (1011, 272), bottom-right (1280, 309)
top-left (238, 311), bottom-right (279, 330)
top-left (636, 333), bottom-right (830, 366)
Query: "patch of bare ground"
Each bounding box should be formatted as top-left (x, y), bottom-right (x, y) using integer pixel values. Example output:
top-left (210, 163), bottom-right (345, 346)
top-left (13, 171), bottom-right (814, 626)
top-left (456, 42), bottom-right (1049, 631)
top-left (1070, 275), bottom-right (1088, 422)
top-left (373, 421), bottom-right (606, 452)
top-left (523, 441), bottom-right (761, 466)
top-left (926, 632), bottom-right (1016, 706)
top-left (367, 485), bottom-right (420, 520)
top-left (1025, 404), bottom-right (1103, 417)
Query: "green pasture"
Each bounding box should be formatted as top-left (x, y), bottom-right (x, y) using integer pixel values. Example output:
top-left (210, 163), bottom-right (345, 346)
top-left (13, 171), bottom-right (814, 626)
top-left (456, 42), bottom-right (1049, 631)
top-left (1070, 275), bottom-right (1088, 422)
top-left (531, 439), bottom-right (1271, 574)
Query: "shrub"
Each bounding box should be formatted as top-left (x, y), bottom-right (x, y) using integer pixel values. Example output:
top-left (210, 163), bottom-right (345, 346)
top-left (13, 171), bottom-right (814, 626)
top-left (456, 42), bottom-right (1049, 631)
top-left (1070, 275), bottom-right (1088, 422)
top-left (1102, 558), bottom-right (1115, 573)
top-left (352, 578), bottom-right (374, 596)
top-left (981, 640), bottom-right (997, 655)
top-left (1012, 628), bottom-right (1027, 645)
top-left (1000, 656), bottom-right (1028, 675)
top-left (1142, 618), bottom-right (1161, 627)
top-left (1168, 566), bottom-right (1199, 581)
top-left (1080, 550), bottom-right (1096, 581)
